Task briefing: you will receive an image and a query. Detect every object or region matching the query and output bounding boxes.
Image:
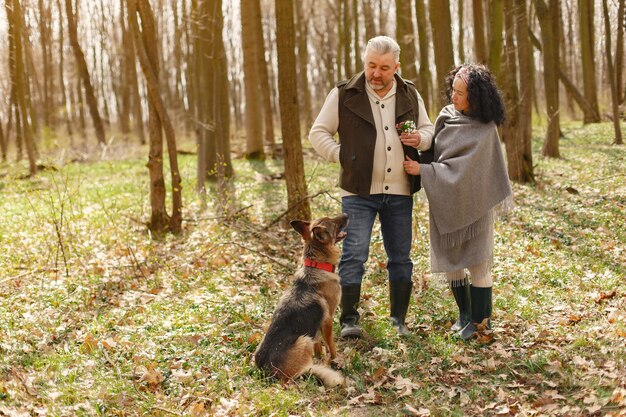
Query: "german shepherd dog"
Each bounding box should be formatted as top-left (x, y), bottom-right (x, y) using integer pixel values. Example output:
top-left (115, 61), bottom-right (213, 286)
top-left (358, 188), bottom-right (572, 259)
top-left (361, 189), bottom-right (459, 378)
top-left (254, 214), bottom-right (348, 387)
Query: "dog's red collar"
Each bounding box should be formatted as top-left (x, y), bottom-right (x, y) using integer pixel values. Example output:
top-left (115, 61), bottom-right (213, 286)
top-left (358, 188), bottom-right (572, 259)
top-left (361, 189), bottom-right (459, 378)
top-left (304, 258), bottom-right (336, 273)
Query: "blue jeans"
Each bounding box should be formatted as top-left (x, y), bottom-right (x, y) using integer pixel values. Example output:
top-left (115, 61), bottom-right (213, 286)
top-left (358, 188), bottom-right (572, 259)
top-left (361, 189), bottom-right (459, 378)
top-left (339, 194), bottom-right (413, 286)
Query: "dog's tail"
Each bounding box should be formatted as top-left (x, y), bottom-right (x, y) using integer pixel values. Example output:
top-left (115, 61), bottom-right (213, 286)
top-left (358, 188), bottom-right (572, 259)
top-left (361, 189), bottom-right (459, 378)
top-left (309, 364), bottom-right (344, 388)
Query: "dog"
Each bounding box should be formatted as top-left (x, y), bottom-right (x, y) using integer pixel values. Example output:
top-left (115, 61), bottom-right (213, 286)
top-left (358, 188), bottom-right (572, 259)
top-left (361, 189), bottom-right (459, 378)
top-left (254, 213), bottom-right (348, 387)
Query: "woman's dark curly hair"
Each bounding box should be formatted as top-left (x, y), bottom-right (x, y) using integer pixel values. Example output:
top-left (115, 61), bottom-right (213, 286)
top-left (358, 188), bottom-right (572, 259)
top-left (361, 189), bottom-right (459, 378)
top-left (444, 64), bottom-right (506, 125)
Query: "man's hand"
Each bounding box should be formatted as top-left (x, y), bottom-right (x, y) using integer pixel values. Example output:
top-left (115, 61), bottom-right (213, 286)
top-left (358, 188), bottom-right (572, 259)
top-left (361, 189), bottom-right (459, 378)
top-left (399, 131), bottom-right (421, 148)
top-left (403, 155), bottom-right (420, 175)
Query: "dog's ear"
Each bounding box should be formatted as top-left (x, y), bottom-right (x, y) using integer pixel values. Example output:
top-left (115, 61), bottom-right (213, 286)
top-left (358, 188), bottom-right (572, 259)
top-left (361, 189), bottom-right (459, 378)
top-left (312, 225), bottom-right (332, 244)
top-left (290, 220), bottom-right (311, 239)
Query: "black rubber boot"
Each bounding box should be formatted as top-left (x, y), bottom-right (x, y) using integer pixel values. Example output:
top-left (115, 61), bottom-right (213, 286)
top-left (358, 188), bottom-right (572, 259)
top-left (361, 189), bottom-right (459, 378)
top-left (389, 280), bottom-right (413, 336)
top-left (340, 284), bottom-right (362, 338)
top-left (458, 286), bottom-right (492, 340)
top-left (450, 277), bottom-right (471, 332)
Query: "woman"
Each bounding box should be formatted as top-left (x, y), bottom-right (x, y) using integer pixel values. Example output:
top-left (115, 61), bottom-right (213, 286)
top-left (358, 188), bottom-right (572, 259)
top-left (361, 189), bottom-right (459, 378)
top-left (402, 64), bottom-right (513, 340)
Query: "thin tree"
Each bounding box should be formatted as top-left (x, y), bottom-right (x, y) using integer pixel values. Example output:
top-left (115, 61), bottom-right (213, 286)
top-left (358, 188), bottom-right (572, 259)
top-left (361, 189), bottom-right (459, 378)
top-left (533, 0), bottom-right (561, 158)
top-left (352, 0), bottom-right (360, 74)
top-left (214, 0), bottom-right (233, 180)
top-left (128, 0), bottom-right (183, 233)
top-left (502, 0), bottom-right (534, 184)
top-left (362, 0), bottom-right (376, 41)
top-left (473, 0), bottom-right (488, 63)
top-left (55, 0), bottom-right (73, 140)
top-left (65, 0), bottom-right (106, 145)
top-left (514, 0), bottom-right (534, 182)
top-left (578, 0), bottom-right (601, 123)
top-left (6, 0), bottom-right (38, 175)
top-left (241, 0), bottom-right (265, 160)
top-left (296, 1), bottom-right (312, 132)
top-left (602, 0), bottom-right (623, 144)
top-left (254, 0), bottom-right (276, 156)
top-left (38, 0), bottom-right (54, 127)
top-left (0, 117), bottom-right (6, 161)
top-left (275, 0), bottom-right (311, 221)
top-left (429, 0), bottom-right (455, 109)
top-left (616, 0), bottom-right (625, 104)
top-left (415, 0), bottom-right (433, 114)
top-left (341, 0), bottom-right (352, 78)
top-left (396, 0), bottom-right (418, 83)
top-left (458, 0), bottom-right (465, 63)
top-left (118, 0), bottom-right (131, 134)
top-left (487, 0), bottom-right (504, 78)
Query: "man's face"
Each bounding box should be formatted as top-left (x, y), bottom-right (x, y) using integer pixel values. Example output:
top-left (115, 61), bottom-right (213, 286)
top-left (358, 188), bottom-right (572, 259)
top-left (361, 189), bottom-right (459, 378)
top-left (364, 51), bottom-right (400, 95)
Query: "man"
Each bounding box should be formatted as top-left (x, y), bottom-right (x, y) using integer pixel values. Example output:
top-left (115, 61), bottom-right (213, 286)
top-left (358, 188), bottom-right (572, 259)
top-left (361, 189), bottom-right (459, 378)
top-left (309, 36), bottom-right (434, 337)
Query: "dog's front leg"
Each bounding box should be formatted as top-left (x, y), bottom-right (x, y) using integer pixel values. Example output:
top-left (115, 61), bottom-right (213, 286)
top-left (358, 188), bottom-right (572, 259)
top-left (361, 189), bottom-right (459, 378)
top-left (314, 340), bottom-right (323, 357)
top-left (322, 318), bottom-right (337, 363)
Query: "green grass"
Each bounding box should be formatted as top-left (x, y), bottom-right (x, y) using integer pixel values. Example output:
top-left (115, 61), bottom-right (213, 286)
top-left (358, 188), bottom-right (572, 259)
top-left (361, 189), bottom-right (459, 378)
top-left (0, 121), bottom-right (625, 416)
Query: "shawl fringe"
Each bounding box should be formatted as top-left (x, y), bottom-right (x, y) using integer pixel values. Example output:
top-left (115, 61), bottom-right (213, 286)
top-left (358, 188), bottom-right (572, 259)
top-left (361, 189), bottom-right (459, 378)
top-left (432, 259), bottom-right (495, 287)
top-left (439, 194), bottom-right (514, 249)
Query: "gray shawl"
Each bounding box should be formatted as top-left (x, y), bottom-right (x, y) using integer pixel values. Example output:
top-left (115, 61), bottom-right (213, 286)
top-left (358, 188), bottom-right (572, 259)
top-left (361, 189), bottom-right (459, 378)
top-left (420, 105), bottom-right (513, 250)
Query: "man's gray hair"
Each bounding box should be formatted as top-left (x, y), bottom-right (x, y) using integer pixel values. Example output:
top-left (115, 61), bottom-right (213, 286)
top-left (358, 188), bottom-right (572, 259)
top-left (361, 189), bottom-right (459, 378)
top-left (362, 36), bottom-right (401, 63)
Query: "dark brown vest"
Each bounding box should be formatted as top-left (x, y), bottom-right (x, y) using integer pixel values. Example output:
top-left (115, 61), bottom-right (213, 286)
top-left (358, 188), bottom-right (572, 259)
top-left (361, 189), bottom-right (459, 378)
top-left (336, 72), bottom-right (423, 196)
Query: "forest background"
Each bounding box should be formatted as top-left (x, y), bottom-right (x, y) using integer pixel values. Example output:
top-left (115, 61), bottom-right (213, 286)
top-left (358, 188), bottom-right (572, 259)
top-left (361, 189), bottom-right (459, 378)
top-left (0, 0), bottom-right (625, 416)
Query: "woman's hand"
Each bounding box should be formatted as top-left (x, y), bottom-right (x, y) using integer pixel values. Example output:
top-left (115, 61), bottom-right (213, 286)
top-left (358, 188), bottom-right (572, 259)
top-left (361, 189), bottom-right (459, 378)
top-left (403, 155), bottom-right (420, 175)
top-left (400, 131), bottom-right (422, 148)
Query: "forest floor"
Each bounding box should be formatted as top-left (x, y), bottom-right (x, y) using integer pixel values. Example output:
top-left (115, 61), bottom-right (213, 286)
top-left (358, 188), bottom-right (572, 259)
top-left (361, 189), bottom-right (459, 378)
top-left (0, 121), bottom-right (625, 417)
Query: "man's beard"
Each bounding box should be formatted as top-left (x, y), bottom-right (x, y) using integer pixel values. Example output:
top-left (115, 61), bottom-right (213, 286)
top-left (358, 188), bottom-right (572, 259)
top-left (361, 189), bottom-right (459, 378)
top-left (367, 80), bottom-right (385, 90)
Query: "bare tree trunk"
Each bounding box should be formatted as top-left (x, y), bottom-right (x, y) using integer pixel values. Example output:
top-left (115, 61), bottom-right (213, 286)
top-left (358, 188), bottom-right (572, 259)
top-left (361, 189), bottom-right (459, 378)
top-left (295, 1), bottom-right (312, 133)
top-left (534, 0), bottom-right (561, 158)
top-left (14, 103), bottom-right (23, 162)
top-left (275, 0), bottom-right (311, 221)
top-left (473, 0), bottom-right (488, 63)
top-left (341, 0), bottom-right (352, 78)
top-left (241, 0), bottom-right (265, 160)
top-left (602, 0), bottom-right (623, 144)
top-left (38, 0), bottom-right (54, 127)
top-left (578, 0), bottom-right (601, 123)
top-left (55, 0), bottom-right (73, 140)
top-left (353, 0), bottom-right (360, 72)
top-left (192, 0), bottom-right (208, 193)
top-left (65, 0), bottom-right (106, 145)
top-left (616, 0), bottom-right (625, 105)
top-left (502, 0), bottom-right (534, 184)
top-left (74, 77), bottom-right (87, 138)
top-left (0, 117), bottom-right (6, 161)
top-left (6, 0), bottom-right (38, 175)
top-left (128, 0), bottom-right (183, 233)
top-left (255, 0), bottom-right (276, 155)
top-left (396, 0), bottom-right (418, 83)
top-left (514, 0), bottom-right (534, 181)
top-left (363, 0), bottom-right (376, 41)
top-left (415, 0), bottom-right (433, 114)
top-left (335, 0), bottom-right (344, 81)
top-left (214, 0), bottom-right (233, 179)
top-left (458, 0), bottom-right (465, 64)
top-left (429, 0), bottom-right (455, 109)
top-left (488, 0), bottom-right (504, 78)
top-left (119, 0), bottom-right (131, 134)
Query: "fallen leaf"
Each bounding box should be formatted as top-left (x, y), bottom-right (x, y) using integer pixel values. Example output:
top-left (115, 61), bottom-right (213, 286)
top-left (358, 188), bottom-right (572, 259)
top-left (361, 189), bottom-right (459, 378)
top-left (402, 404), bottom-right (431, 416)
top-left (82, 333), bottom-right (98, 353)
top-left (595, 290), bottom-right (617, 303)
top-left (372, 366), bottom-right (387, 380)
top-left (189, 402), bottom-right (207, 417)
top-left (101, 338), bottom-right (117, 350)
top-left (140, 364), bottom-right (164, 391)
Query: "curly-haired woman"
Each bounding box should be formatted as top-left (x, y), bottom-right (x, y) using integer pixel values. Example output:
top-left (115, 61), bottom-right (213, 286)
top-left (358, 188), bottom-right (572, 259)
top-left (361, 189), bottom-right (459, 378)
top-left (403, 64), bottom-right (513, 340)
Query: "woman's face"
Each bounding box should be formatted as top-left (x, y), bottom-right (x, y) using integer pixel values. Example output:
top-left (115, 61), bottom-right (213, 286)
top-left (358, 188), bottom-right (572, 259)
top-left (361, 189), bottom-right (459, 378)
top-left (451, 77), bottom-right (470, 113)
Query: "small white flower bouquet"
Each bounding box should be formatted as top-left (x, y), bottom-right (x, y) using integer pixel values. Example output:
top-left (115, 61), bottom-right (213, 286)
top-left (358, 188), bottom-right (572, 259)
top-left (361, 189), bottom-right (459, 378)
top-left (396, 120), bottom-right (417, 134)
